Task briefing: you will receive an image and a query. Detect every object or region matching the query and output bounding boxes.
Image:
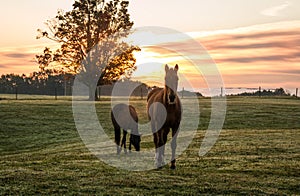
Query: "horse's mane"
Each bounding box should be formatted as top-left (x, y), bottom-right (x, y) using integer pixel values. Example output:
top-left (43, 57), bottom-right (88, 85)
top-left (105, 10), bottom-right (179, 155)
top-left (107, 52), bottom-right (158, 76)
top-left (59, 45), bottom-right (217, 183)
top-left (147, 87), bottom-right (163, 101)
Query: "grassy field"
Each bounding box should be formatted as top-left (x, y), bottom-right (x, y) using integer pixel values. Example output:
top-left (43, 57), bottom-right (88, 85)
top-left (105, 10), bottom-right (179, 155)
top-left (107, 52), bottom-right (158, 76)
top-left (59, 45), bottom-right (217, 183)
top-left (0, 95), bottom-right (299, 194)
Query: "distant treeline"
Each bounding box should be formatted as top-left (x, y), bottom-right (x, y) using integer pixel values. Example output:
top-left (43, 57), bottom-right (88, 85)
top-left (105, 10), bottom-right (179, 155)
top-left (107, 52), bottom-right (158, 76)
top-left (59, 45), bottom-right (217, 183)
top-left (233, 88), bottom-right (290, 97)
top-left (0, 71), bottom-right (73, 96)
top-left (0, 72), bottom-right (149, 97)
top-left (1, 72), bottom-right (293, 98)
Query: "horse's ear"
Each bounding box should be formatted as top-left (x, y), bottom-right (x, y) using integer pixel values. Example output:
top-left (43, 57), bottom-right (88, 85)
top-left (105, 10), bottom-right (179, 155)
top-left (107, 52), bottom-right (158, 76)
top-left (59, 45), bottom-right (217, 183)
top-left (175, 64), bottom-right (179, 71)
top-left (165, 64), bottom-right (169, 72)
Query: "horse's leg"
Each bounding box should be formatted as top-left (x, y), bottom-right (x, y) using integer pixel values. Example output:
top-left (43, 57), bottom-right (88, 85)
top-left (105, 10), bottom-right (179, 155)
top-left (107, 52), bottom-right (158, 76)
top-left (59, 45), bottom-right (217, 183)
top-left (151, 119), bottom-right (160, 166)
top-left (114, 126), bottom-right (121, 155)
top-left (121, 130), bottom-right (127, 154)
top-left (129, 134), bottom-right (132, 153)
top-left (170, 124), bottom-right (180, 169)
top-left (156, 129), bottom-right (166, 168)
top-left (152, 131), bottom-right (160, 167)
top-left (161, 127), bottom-right (170, 165)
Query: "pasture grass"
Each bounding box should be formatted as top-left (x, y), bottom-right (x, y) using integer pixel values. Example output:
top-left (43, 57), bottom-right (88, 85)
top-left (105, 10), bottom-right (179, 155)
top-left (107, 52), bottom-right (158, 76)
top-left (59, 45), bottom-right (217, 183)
top-left (0, 96), bottom-right (299, 194)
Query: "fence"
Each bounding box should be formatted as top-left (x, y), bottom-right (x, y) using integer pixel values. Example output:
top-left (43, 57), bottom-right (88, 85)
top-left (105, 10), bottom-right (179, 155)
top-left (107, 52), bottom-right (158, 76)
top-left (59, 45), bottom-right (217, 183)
top-left (1, 85), bottom-right (298, 101)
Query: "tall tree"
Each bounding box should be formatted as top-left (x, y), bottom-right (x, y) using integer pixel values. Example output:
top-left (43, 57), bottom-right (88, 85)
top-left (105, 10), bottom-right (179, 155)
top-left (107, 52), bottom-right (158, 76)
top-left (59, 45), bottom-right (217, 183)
top-left (36, 0), bottom-right (139, 100)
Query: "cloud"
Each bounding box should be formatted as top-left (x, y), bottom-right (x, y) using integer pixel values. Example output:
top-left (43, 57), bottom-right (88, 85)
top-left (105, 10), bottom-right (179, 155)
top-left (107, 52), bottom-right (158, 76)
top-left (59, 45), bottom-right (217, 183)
top-left (261, 1), bottom-right (291, 17)
top-left (200, 30), bottom-right (300, 50)
top-left (2, 52), bottom-right (33, 59)
top-left (268, 69), bottom-right (300, 75)
top-left (134, 21), bottom-right (300, 90)
top-left (144, 27), bottom-right (300, 65)
top-left (206, 39), bottom-right (300, 50)
top-left (195, 23), bottom-right (300, 65)
top-left (0, 50), bottom-right (36, 64)
top-left (0, 49), bottom-right (38, 74)
top-left (215, 53), bottom-right (300, 64)
top-left (0, 64), bottom-right (8, 68)
top-left (222, 73), bottom-right (300, 87)
top-left (231, 30), bottom-right (300, 40)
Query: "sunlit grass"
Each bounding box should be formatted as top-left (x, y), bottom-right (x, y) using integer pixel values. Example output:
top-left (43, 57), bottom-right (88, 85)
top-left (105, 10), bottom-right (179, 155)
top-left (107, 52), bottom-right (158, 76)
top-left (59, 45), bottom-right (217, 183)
top-left (0, 96), bottom-right (299, 194)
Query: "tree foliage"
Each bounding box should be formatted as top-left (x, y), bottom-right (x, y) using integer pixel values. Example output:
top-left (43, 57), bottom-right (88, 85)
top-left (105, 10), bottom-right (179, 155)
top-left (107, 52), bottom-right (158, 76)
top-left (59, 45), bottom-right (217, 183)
top-left (36, 0), bottom-right (140, 99)
top-left (0, 72), bottom-right (73, 96)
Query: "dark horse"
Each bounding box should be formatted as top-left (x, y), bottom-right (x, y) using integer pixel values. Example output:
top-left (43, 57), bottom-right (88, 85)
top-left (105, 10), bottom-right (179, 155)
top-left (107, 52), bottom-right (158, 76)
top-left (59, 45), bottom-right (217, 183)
top-left (111, 104), bottom-right (141, 154)
top-left (147, 64), bottom-right (181, 169)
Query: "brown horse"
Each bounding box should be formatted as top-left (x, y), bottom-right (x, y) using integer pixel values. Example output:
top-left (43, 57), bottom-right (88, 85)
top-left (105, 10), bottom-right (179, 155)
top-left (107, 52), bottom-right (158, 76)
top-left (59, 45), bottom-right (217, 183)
top-left (147, 64), bottom-right (181, 169)
top-left (111, 104), bottom-right (141, 154)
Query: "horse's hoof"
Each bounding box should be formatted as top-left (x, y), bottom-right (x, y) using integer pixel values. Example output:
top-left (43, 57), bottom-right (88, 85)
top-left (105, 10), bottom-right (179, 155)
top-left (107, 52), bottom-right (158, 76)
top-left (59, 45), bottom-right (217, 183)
top-left (156, 163), bottom-right (165, 170)
top-left (156, 166), bottom-right (163, 170)
top-left (170, 165), bottom-right (176, 170)
top-left (155, 162), bottom-right (164, 169)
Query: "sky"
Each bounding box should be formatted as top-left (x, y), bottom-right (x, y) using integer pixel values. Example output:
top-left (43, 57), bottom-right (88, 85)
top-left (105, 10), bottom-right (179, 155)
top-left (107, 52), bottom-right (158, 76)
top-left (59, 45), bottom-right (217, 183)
top-left (0, 0), bottom-right (299, 95)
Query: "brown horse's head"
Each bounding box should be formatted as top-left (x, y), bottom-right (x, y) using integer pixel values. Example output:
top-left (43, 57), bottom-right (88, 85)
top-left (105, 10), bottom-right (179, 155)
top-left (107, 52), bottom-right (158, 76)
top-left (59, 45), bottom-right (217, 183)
top-left (165, 64), bottom-right (179, 104)
top-left (130, 133), bottom-right (141, 151)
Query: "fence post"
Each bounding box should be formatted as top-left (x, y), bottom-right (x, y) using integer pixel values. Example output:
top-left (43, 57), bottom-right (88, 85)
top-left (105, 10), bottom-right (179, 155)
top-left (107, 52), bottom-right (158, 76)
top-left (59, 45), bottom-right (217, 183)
top-left (220, 87), bottom-right (223, 97)
top-left (64, 79), bottom-right (67, 96)
top-left (259, 86), bottom-right (261, 97)
top-left (296, 88), bottom-right (298, 98)
top-left (55, 87), bottom-right (57, 100)
top-left (15, 85), bottom-right (18, 100)
top-left (182, 87), bottom-right (184, 99)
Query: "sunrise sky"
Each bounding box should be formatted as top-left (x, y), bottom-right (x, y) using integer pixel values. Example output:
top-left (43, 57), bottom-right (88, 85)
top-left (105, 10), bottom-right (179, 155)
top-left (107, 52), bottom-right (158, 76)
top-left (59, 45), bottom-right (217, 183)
top-left (0, 0), bottom-right (299, 95)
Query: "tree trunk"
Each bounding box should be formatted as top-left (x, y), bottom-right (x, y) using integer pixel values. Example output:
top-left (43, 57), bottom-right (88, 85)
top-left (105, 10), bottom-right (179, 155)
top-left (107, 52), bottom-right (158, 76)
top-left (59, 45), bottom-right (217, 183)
top-left (88, 85), bottom-right (98, 101)
top-left (95, 88), bottom-right (99, 101)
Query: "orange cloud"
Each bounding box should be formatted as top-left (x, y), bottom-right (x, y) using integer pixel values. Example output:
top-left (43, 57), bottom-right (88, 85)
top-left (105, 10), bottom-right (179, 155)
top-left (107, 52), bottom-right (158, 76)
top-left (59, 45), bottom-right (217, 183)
top-left (133, 21), bottom-right (300, 93)
top-left (0, 43), bottom-right (57, 75)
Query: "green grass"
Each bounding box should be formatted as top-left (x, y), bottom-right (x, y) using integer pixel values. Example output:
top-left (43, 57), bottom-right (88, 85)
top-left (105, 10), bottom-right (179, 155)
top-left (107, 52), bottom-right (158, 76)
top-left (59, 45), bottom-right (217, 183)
top-left (0, 96), bottom-right (299, 194)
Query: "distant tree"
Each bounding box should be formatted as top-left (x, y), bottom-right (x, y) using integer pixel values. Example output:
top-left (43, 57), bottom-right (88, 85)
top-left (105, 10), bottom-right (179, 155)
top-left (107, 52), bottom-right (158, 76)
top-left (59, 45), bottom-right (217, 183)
top-left (36, 0), bottom-right (140, 100)
top-left (196, 92), bottom-right (203, 97)
top-left (274, 88), bottom-right (286, 96)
